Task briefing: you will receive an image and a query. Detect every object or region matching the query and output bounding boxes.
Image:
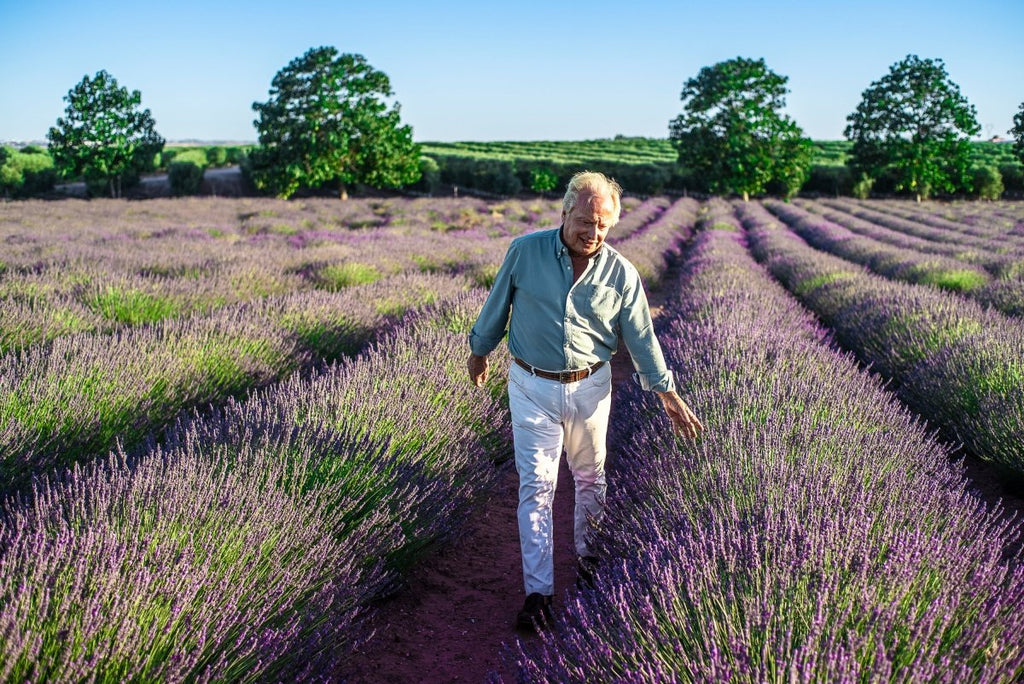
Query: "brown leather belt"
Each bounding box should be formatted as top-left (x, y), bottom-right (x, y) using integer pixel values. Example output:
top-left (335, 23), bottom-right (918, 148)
top-left (514, 357), bottom-right (605, 384)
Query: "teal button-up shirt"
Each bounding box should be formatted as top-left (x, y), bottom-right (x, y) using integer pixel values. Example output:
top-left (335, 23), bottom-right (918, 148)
top-left (469, 228), bottom-right (675, 392)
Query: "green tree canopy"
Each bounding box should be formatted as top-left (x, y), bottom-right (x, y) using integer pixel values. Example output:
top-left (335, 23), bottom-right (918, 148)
top-left (844, 55), bottom-right (980, 201)
top-left (1011, 102), bottom-right (1024, 164)
top-left (668, 57), bottom-right (811, 201)
top-left (250, 46), bottom-right (421, 199)
top-left (46, 70), bottom-right (164, 198)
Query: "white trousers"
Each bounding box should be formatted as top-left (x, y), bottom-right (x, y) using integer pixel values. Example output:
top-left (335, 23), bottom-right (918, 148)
top-left (508, 361), bottom-right (612, 596)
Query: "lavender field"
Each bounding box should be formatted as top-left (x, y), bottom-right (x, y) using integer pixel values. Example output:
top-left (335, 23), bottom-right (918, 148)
top-left (0, 195), bottom-right (1022, 681)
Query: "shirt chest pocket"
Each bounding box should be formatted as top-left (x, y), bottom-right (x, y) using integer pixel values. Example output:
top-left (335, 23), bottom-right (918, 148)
top-left (577, 284), bottom-right (621, 322)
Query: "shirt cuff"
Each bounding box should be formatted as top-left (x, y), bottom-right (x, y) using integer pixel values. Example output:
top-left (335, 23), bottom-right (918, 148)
top-left (632, 369), bottom-right (676, 393)
top-left (468, 331), bottom-right (499, 358)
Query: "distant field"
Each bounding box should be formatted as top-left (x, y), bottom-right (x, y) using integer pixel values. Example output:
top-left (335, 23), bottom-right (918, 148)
top-left (421, 137), bottom-right (1020, 168)
top-left (3, 138), bottom-right (1021, 199)
top-left (416, 137), bottom-right (1023, 197)
top-left (6, 138), bottom-right (1018, 171)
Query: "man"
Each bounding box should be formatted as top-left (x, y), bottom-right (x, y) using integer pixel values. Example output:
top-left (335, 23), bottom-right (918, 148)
top-left (467, 171), bottom-right (704, 630)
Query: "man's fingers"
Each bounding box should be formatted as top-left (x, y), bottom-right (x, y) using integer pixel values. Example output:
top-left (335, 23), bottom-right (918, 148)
top-left (670, 408), bottom-right (703, 439)
top-left (467, 354), bottom-right (489, 387)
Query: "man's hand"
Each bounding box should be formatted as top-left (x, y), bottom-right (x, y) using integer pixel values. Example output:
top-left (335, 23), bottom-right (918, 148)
top-left (468, 353), bottom-right (489, 387)
top-left (656, 390), bottom-right (703, 439)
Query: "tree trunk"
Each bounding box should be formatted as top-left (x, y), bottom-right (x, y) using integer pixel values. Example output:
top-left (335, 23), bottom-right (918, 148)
top-left (742, 190), bottom-right (749, 202)
top-left (339, 180), bottom-right (348, 201)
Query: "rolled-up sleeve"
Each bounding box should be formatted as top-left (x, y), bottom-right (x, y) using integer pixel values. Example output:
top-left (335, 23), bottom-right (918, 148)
top-left (618, 275), bottom-right (675, 392)
top-left (469, 242), bottom-right (518, 357)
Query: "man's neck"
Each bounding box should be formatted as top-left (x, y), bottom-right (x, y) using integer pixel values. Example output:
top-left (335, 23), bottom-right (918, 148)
top-left (560, 228), bottom-right (594, 283)
top-left (559, 226), bottom-right (601, 260)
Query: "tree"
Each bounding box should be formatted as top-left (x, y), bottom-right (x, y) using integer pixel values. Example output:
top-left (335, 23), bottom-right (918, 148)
top-left (1011, 102), bottom-right (1024, 164)
top-left (844, 55), bottom-right (980, 202)
top-left (530, 167), bottom-right (559, 194)
top-left (250, 47), bottom-right (421, 199)
top-left (668, 57), bottom-right (811, 201)
top-left (47, 70), bottom-right (164, 198)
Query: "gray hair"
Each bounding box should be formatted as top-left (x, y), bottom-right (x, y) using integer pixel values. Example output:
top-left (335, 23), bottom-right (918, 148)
top-left (562, 171), bottom-right (622, 226)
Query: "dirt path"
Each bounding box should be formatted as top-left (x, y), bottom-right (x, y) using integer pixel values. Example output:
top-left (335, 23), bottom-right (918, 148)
top-left (339, 462), bottom-right (571, 682)
top-left (338, 313), bottom-right (650, 683)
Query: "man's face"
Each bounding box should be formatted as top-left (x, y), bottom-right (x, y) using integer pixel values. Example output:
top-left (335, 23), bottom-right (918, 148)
top-left (561, 189), bottom-right (617, 258)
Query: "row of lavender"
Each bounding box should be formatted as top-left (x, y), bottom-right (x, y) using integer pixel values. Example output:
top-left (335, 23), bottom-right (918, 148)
top-left (810, 199), bottom-right (1024, 269)
top-left (770, 200), bottom-right (1024, 317)
top-left (826, 198), bottom-right (1024, 246)
top-left (767, 202), bottom-right (992, 287)
top-left (0, 272), bottom-right (472, 495)
top-left (0, 292), bottom-right (511, 681)
top-left (506, 211), bottom-right (1024, 681)
top-left (613, 197), bottom-right (700, 285)
top-left (737, 201), bottom-right (1024, 477)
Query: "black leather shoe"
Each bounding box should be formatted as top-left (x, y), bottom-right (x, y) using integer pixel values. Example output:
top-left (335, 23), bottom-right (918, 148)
top-left (576, 555), bottom-right (600, 590)
top-left (516, 592), bottom-right (553, 630)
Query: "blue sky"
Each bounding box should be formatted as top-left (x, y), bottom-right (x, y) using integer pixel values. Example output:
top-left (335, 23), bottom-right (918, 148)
top-left (1, 0), bottom-right (1021, 144)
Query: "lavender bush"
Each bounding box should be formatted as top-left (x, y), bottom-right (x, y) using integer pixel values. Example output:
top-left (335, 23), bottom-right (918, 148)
top-left (0, 426), bottom-right (378, 682)
top-left (0, 197), bottom-right (559, 349)
top-left (614, 197), bottom-right (699, 287)
top-left (737, 201), bottom-right (1024, 477)
top-left (0, 292), bottom-right (510, 680)
top-left (829, 199), bottom-right (1024, 249)
top-left (0, 272), bottom-right (472, 495)
top-left (974, 279), bottom-right (1024, 317)
top-left (792, 200), bottom-right (1024, 317)
top-left (606, 196), bottom-right (671, 241)
top-left (797, 200), bottom-right (1023, 279)
top-left (765, 200), bottom-right (992, 293)
top-left (819, 200), bottom-right (1024, 262)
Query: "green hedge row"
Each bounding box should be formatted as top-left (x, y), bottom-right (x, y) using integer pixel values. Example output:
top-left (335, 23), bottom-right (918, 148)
top-left (416, 138), bottom-right (1022, 198)
top-left (419, 152), bottom-right (1024, 199)
top-left (0, 146), bottom-right (57, 198)
top-left (2, 140), bottom-right (1021, 200)
top-left (419, 154), bottom-right (692, 197)
top-left (799, 161), bottom-right (1023, 199)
